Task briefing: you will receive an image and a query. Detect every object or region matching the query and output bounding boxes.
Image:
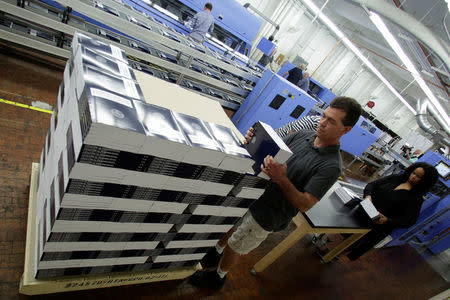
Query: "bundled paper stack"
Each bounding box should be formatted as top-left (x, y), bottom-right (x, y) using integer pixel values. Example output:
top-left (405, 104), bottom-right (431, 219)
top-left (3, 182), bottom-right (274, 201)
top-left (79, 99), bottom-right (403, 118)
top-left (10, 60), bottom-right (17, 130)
top-left (335, 186), bottom-right (360, 205)
top-left (360, 199), bottom-right (381, 220)
top-left (34, 32), bottom-right (276, 279)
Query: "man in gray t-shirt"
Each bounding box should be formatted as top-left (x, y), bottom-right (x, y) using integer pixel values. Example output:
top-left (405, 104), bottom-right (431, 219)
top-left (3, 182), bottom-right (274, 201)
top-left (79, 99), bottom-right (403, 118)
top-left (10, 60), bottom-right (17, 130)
top-left (190, 97), bottom-right (362, 290)
top-left (186, 3), bottom-right (215, 43)
top-left (250, 130), bottom-right (341, 232)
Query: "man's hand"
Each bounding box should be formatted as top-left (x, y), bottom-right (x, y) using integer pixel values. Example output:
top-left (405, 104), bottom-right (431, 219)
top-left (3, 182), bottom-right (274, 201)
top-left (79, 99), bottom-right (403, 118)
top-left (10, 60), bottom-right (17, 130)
top-left (373, 213), bottom-right (388, 225)
top-left (261, 155), bottom-right (287, 184)
top-left (243, 127), bottom-right (254, 144)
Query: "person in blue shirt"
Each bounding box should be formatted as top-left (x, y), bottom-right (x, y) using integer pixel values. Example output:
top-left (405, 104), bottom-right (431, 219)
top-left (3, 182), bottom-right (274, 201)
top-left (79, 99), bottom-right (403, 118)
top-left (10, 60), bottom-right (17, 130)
top-left (297, 72), bottom-right (310, 92)
top-left (282, 63), bottom-right (307, 85)
top-left (186, 3), bottom-right (215, 44)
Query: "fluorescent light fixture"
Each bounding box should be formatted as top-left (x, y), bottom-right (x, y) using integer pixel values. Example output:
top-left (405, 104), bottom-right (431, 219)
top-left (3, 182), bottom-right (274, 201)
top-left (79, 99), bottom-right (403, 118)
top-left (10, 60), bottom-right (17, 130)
top-left (369, 11), bottom-right (450, 126)
top-left (300, 0), bottom-right (416, 114)
top-left (342, 37), bottom-right (416, 114)
top-left (153, 4), bottom-right (179, 21)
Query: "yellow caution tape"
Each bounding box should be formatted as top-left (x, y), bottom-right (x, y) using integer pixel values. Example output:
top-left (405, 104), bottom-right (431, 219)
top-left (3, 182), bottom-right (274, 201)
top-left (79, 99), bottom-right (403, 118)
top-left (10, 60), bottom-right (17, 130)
top-left (0, 98), bottom-right (53, 114)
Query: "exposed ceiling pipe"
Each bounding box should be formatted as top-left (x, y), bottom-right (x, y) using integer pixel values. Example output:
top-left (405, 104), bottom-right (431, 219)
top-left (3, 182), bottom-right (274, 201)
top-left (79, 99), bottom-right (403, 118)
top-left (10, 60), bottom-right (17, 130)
top-left (350, 0), bottom-right (450, 137)
top-left (390, 0), bottom-right (450, 98)
top-left (351, 39), bottom-right (448, 92)
top-left (426, 101), bottom-right (450, 135)
top-left (417, 99), bottom-right (450, 147)
top-left (243, 3), bottom-right (280, 37)
top-left (349, 0), bottom-right (450, 68)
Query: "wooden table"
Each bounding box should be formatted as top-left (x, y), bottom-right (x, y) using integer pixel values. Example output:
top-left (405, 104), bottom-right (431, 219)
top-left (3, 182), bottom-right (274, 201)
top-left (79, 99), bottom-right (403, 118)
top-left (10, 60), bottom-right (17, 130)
top-left (251, 182), bottom-right (371, 273)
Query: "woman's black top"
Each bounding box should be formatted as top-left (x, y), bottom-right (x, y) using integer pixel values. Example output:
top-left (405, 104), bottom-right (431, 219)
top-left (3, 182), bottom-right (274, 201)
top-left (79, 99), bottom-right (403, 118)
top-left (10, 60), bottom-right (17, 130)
top-left (347, 174), bottom-right (424, 260)
top-left (364, 174), bottom-right (424, 228)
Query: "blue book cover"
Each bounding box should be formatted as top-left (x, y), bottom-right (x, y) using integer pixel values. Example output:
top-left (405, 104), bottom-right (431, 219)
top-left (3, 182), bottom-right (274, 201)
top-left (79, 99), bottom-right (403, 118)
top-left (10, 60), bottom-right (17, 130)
top-left (244, 121), bottom-right (292, 178)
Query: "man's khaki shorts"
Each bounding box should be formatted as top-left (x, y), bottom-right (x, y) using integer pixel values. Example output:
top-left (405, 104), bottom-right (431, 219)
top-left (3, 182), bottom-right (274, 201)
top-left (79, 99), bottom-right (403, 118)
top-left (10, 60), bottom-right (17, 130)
top-left (227, 212), bottom-right (271, 255)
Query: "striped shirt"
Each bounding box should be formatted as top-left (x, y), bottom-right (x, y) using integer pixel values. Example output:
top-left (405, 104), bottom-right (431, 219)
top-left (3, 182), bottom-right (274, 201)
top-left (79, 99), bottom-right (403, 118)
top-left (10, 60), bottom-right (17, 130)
top-left (276, 115), bottom-right (321, 138)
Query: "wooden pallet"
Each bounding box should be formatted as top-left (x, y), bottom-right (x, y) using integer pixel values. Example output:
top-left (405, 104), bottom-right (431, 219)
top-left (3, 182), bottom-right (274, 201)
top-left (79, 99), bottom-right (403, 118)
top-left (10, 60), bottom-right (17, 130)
top-left (19, 163), bottom-right (199, 295)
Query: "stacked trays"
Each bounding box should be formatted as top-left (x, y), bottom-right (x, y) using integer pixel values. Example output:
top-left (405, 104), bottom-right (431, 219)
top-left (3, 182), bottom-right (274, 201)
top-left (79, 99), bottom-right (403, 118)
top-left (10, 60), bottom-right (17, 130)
top-left (34, 32), bottom-right (269, 279)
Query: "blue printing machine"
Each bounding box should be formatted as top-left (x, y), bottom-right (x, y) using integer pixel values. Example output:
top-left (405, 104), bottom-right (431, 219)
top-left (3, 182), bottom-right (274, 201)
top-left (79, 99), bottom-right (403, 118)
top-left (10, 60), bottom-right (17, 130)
top-left (257, 37), bottom-right (276, 56)
top-left (38, 0), bottom-right (262, 61)
top-left (339, 117), bottom-right (382, 157)
top-left (279, 61), bottom-right (381, 157)
top-left (231, 70), bottom-right (318, 135)
top-left (386, 151), bottom-right (449, 254)
top-left (123, 0), bottom-right (262, 57)
top-left (277, 61), bottom-right (336, 105)
top-left (233, 68), bottom-right (381, 157)
top-left (178, 0), bottom-right (262, 56)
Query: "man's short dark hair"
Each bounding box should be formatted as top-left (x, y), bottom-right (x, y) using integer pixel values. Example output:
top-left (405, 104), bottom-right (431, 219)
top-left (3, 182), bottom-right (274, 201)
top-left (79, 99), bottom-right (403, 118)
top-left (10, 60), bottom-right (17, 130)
top-left (268, 36), bottom-right (274, 41)
top-left (329, 96), bottom-right (361, 127)
top-left (205, 3), bottom-right (213, 10)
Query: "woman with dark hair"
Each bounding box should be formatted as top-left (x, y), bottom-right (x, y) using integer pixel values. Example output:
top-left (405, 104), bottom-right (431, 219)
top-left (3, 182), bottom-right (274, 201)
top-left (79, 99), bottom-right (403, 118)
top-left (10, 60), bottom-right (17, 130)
top-left (347, 162), bottom-right (439, 260)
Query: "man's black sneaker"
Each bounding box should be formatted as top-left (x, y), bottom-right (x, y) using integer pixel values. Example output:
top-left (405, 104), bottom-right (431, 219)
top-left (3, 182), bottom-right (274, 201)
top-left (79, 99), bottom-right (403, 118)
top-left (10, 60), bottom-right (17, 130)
top-left (189, 270), bottom-right (226, 290)
top-left (200, 248), bottom-right (222, 269)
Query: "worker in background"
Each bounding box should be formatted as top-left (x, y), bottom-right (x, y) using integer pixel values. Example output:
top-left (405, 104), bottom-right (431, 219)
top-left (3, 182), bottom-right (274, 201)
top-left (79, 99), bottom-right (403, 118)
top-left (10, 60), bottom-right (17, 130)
top-left (347, 162), bottom-right (438, 260)
top-left (282, 63), bottom-right (307, 85)
top-left (407, 149), bottom-right (422, 163)
top-left (257, 36), bottom-right (277, 71)
top-left (185, 3), bottom-right (214, 44)
top-left (189, 97), bottom-right (362, 290)
top-left (297, 71), bottom-right (310, 92)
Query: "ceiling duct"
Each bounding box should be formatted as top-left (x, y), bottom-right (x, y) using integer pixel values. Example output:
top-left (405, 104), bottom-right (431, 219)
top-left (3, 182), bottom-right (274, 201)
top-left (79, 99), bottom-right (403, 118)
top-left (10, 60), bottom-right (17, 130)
top-left (416, 99), bottom-right (450, 147)
top-left (349, 0), bottom-right (450, 68)
top-left (351, 0), bottom-right (450, 118)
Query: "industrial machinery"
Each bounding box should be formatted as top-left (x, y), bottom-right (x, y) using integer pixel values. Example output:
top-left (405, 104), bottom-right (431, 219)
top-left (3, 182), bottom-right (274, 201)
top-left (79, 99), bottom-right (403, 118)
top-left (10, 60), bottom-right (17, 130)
top-left (340, 117), bottom-right (382, 157)
top-left (231, 70), bottom-right (318, 135)
top-left (233, 68), bottom-right (382, 158)
top-left (0, 0), bottom-right (264, 110)
top-left (386, 151), bottom-right (449, 254)
top-left (256, 37), bottom-right (276, 56)
top-left (130, 0), bottom-right (263, 57)
top-left (277, 61), bottom-right (337, 106)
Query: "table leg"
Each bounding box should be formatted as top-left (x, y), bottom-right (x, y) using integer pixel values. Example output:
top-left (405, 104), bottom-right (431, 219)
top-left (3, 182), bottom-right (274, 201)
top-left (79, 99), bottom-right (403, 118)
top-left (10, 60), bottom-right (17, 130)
top-left (321, 233), bottom-right (365, 263)
top-left (343, 156), bottom-right (359, 173)
top-left (252, 226), bottom-right (310, 273)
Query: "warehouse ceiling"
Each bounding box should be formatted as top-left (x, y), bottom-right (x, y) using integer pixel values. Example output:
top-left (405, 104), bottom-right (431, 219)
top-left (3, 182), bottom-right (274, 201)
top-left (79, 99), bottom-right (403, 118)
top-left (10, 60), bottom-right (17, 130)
top-left (307, 0), bottom-right (450, 119)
